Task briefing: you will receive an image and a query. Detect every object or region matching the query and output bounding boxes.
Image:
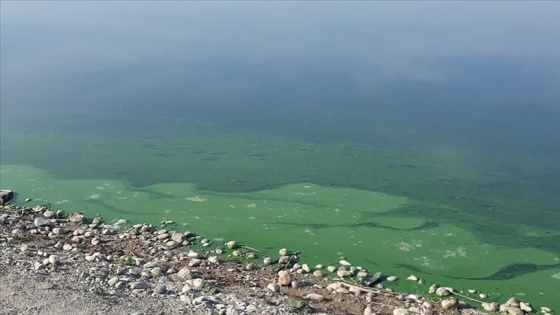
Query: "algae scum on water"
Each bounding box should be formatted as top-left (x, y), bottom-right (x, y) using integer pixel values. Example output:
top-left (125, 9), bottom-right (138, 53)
top-left (1, 163), bottom-right (559, 308)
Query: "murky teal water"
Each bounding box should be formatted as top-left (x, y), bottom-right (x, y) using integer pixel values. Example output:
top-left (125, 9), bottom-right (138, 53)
top-left (1, 117), bottom-right (559, 308)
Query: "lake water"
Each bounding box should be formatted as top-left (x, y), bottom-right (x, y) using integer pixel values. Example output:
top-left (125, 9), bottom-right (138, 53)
top-left (1, 1), bottom-right (559, 309)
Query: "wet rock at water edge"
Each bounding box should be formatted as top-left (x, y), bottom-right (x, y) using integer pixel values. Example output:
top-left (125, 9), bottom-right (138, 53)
top-left (263, 257), bottom-right (273, 265)
top-left (441, 298), bottom-right (459, 310)
top-left (436, 287), bottom-right (451, 296)
top-left (519, 302), bottom-right (532, 313)
top-left (70, 212), bottom-right (86, 224)
top-left (482, 302), bottom-right (499, 312)
top-left (225, 240), bottom-right (238, 249)
top-left (0, 190), bottom-right (14, 204)
top-left (386, 276), bottom-right (398, 282)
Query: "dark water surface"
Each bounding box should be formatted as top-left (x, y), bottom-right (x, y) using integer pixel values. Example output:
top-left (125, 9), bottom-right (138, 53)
top-left (1, 1), bottom-right (559, 308)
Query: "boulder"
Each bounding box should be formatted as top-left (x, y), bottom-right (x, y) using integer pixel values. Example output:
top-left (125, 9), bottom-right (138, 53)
top-left (278, 270), bottom-right (291, 286)
top-left (0, 190), bottom-right (14, 204)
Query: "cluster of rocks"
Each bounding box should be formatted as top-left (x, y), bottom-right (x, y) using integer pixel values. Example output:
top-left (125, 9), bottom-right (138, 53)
top-left (0, 197), bottom-right (555, 315)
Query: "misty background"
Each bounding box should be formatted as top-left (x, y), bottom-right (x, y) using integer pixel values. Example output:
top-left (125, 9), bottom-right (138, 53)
top-left (2, 2), bottom-right (559, 139)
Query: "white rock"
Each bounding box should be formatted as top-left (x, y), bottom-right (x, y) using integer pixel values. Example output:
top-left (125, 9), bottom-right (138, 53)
top-left (337, 267), bottom-right (352, 278)
top-left (436, 287), bottom-right (451, 296)
top-left (482, 302), bottom-right (499, 312)
top-left (176, 267), bottom-right (192, 280)
top-left (520, 302), bottom-right (532, 313)
top-left (326, 282), bottom-right (343, 291)
top-left (171, 233), bottom-right (184, 243)
top-left (506, 307), bottom-right (524, 315)
top-left (313, 270), bottom-right (323, 278)
top-left (315, 264), bottom-right (323, 270)
top-left (339, 259), bottom-right (352, 266)
top-left (108, 277), bottom-right (119, 286)
top-left (364, 306), bottom-right (374, 315)
top-left (393, 308), bottom-right (409, 315)
top-left (187, 251), bottom-right (199, 258)
top-left (479, 293), bottom-right (488, 299)
top-left (428, 284), bottom-right (438, 294)
top-left (208, 256), bottom-right (220, 264)
top-left (422, 301), bottom-right (433, 309)
top-left (179, 295), bottom-right (191, 305)
top-left (441, 298), bottom-right (458, 310)
top-left (301, 263), bottom-right (311, 273)
top-left (278, 256), bottom-right (290, 264)
top-left (279, 248), bottom-right (289, 256)
top-left (406, 274), bottom-right (418, 281)
top-left (48, 255), bottom-right (60, 265)
top-left (386, 276), bottom-right (398, 282)
top-left (191, 278), bottom-right (205, 290)
top-left (226, 240), bottom-right (238, 249)
top-left (327, 265), bottom-right (337, 273)
top-left (263, 257), bottom-right (273, 265)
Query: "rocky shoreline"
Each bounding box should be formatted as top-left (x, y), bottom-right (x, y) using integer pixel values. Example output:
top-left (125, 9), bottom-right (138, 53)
top-left (0, 190), bottom-right (554, 315)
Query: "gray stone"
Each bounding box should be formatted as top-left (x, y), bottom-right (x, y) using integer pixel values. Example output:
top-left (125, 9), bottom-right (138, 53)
top-left (130, 281), bottom-right (149, 290)
top-left (108, 276), bottom-right (119, 286)
top-left (154, 284), bottom-right (167, 294)
top-left (176, 267), bottom-right (192, 280)
top-left (34, 217), bottom-right (53, 228)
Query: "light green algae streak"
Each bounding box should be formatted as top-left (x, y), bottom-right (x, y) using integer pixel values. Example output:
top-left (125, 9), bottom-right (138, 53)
top-left (2, 164), bottom-right (558, 308)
